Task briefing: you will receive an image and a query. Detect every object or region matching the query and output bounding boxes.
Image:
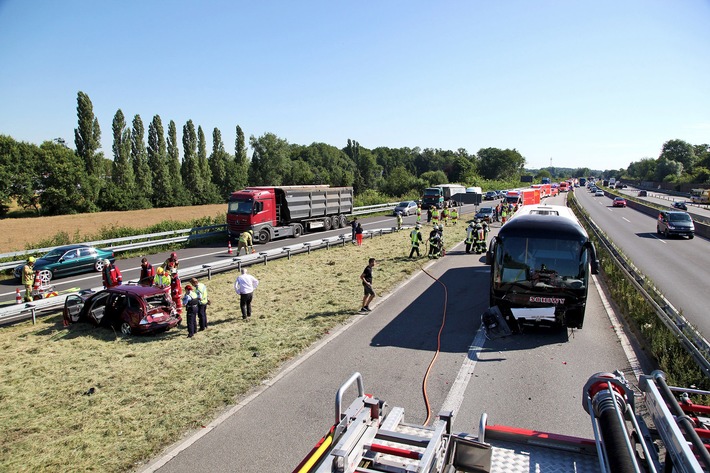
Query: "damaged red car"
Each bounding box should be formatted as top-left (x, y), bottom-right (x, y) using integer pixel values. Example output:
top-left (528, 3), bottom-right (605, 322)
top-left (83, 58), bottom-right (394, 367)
top-left (63, 285), bottom-right (181, 335)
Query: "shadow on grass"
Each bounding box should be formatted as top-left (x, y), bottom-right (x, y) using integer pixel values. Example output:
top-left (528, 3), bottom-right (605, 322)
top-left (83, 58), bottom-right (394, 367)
top-left (33, 316), bottom-right (185, 343)
top-left (304, 308), bottom-right (355, 320)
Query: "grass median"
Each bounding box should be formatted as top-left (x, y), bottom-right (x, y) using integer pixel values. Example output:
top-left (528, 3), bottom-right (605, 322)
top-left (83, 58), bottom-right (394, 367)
top-left (0, 217), bottom-right (471, 472)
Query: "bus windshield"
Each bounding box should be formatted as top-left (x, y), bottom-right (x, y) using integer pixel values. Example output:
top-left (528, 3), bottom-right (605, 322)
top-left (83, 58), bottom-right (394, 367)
top-left (228, 199), bottom-right (253, 215)
top-left (494, 236), bottom-right (586, 289)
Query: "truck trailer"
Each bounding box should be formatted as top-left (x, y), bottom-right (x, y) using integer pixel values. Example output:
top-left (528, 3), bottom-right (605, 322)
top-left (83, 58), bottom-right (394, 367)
top-left (227, 186), bottom-right (353, 244)
top-left (421, 184), bottom-right (466, 209)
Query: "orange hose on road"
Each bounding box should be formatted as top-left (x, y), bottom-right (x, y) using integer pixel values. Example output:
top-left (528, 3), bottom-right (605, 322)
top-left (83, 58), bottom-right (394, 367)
top-left (419, 265), bottom-right (449, 426)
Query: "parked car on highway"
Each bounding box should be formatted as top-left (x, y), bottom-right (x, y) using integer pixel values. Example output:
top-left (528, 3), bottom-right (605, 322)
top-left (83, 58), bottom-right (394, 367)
top-left (594, 190), bottom-right (605, 197)
top-left (393, 201), bottom-right (418, 216)
top-left (475, 206), bottom-right (494, 222)
top-left (14, 244), bottom-right (115, 283)
top-left (657, 210), bottom-right (695, 239)
top-left (484, 191), bottom-right (498, 201)
top-left (672, 201), bottom-right (688, 211)
top-left (63, 285), bottom-right (180, 335)
top-left (612, 197), bottom-right (627, 207)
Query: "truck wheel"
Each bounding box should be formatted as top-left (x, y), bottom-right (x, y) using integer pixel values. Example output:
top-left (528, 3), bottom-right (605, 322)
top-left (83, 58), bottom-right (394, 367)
top-left (331, 215), bottom-right (340, 229)
top-left (292, 224), bottom-right (303, 238)
top-left (258, 229), bottom-right (271, 244)
top-left (323, 217), bottom-right (332, 231)
top-left (339, 215), bottom-right (347, 228)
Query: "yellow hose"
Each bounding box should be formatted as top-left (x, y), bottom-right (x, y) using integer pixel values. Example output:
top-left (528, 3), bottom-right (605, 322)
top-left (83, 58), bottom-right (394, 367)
top-left (296, 433), bottom-right (333, 473)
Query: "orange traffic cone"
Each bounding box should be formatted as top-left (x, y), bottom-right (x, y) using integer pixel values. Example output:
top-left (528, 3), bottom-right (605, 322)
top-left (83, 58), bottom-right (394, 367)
top-left (33, 271), bottom-right (41, 291)
top-left (15, 288), bottom-right (22, 304)
top-left (227, 241), bottom-right (233, 254)
top-left (251, 248), bottom-right (256, 254)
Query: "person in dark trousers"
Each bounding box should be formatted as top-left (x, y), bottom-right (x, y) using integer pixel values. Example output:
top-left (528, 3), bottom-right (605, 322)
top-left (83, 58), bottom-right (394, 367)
top-left (139, 257), bottom-right (155, 285)
top-left (182, 284), bottom-right (199, 338)
top-left (190, 277), bottom-right (209, 331)
top-left (234, 268), bottom-right (259, 320)
top-left (360, 258), bottom-right (376, 312)
top-left (350, 217), bottom-right (358, 244)
top-left (102, 260), bottom-right (122, 289)
top-left (409, 225), bottom-right (423, 258)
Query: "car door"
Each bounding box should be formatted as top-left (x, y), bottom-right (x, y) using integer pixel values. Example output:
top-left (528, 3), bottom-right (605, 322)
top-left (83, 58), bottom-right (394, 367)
top-left (63, 294), bottom-right (86, 324)
top-left (54, 249), bottom-right (80, 277)
top-left (86, 292), bottom-right (111, 325)
top-left (75, 247), bottom-right (97, 275)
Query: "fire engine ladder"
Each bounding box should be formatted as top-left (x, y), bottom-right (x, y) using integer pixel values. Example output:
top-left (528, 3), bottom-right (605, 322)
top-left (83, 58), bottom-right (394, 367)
top-left (306, 372), bottom-right (452, 473)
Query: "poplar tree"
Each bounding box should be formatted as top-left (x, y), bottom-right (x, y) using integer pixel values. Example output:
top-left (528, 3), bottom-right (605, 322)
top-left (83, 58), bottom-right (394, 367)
top-left (101, 109), bottom-right (137, 210)
top-left (181, 120), bottom-right (200, 204)
top-left (131, 114), bottom-right (152, 207)
top-left (197, 126), bottom-right (219, 203)
top-left (167, 120), bottom-right (188, 206)
top-left (209, 127), bottom-right (230, 199)
top-left (147, 115), bottom-right (171, 207)
top-left (74, 91), bottom-right (102, 177)
top-left (234, 125), bottom-right (249, 189)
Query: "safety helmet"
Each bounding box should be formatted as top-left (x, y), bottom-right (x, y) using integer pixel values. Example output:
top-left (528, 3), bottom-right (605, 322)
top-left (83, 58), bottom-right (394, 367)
top-left (415, 224), bottom-right (420, 229)
top-left (28, 256), bottom-right (36, 263)
top-left (104, 259), bottom-right (111, 266)
top-left (248, 230), bottom-right (253, 235)
top-left (170, 252), bottom-right (177, 259)
top-left (157, 267), bottom-right (164, 275)
top-left (433, 224), bottom-right (438, 230)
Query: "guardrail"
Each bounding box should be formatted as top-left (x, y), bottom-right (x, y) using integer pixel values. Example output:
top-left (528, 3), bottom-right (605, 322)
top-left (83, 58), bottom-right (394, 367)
top-left (0, 203), bottom-right (400, 272)
top-left (0, 224), bottom-right (406, 325)
top-left (570, 196), bottom-right (710, 378)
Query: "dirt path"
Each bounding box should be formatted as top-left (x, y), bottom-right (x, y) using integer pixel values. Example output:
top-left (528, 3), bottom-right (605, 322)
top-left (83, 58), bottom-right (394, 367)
top-left (0, 204), bottom-right (226, 252)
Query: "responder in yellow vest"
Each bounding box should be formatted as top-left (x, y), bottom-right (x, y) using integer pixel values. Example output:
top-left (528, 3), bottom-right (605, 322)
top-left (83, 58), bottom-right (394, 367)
top-left (442, 207), bottom-right (450, 226)
top-left (431, 207), bottom-right (440, 225)
top-left (22, 257), bottom-right (36, 302)
top-left (396, 212), bottom-right (403, 230)
top-left (451, 207), bottom-right (458, 225)
top-left (153, 266), bottom-right (171, 288)
top-left (416, 204), bottom-right (422, 224)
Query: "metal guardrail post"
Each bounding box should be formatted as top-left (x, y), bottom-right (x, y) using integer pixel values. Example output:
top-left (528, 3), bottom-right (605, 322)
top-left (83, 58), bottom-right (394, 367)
top-left (323, 239), bottom-right (330, 250)
top-left (259, 252), bottom-right (268, 265)
top-left (29, 304), bottom-right (36, 324)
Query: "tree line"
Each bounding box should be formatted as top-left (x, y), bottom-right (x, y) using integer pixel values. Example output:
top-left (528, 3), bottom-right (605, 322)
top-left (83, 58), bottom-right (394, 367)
top-left (619, 139), bottom-right (710, 185)
top-left (0, 91), bottom-right (531, 216)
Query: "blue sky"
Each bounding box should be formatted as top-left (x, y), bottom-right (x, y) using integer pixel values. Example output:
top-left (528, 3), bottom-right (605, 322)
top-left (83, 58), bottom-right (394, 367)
top-left (1, 0), bottom-right (708, 171)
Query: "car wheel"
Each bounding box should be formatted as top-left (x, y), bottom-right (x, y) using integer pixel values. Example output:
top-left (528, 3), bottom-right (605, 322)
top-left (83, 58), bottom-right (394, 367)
top-left (120, 322), bottom-right (132, 335)
top-left (95, 260), bottom-right (106, 272)
top-left (37, 269), bottom-right (52, 285)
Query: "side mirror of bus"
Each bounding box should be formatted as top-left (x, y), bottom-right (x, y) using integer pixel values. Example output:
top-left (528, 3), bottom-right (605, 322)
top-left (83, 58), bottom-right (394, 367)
top-left (584, 241), bottom-right (600, 275)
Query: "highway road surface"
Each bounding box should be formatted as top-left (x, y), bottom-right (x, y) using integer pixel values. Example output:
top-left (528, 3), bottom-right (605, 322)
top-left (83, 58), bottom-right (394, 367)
top-left (140, 195), bottom-right (641, 473)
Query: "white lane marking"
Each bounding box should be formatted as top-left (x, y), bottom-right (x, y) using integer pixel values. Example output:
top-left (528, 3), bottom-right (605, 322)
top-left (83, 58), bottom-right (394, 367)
top-left (651, 235), bottom-right (667, 244)
top-left (622, 218), bottom-right (630, 223)
top-left (440, 327), bottom-right (487, 415)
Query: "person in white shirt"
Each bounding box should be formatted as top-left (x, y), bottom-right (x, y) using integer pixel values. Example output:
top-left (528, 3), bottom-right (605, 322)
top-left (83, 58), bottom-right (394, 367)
top-left (234, 268), bottom-right (259, 320)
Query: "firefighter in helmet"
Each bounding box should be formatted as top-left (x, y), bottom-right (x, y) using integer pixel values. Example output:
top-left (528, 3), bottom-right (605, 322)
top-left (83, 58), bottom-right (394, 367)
top-left (22, 257), bottom-right (36, 302)
top-left (163, 252), bottom-right (179, 278)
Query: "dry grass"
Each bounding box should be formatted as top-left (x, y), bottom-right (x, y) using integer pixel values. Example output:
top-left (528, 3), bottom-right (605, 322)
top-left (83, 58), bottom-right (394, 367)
top-left (0, 217), bottom-right (471, 472)
top-left (0, 204), bottom-right (227, 253)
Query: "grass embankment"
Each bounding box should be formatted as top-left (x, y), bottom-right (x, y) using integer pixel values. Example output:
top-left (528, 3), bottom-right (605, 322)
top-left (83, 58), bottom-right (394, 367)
top-left (0, 217), bottom-right (470, 472)
top-left (568, 193), bottom-right (709, 389)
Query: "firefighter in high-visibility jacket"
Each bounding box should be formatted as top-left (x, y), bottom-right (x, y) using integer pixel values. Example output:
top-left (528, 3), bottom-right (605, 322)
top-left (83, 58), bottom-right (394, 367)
top-left (416, 204), bottom-right (422, 224)
top-left (465, 222), bottom-right (475, 254)
top-left (153, 266), bottom-right (171, 289)
top-left (237, 230), bottom-right (254, 255)
top-left (451, 207), bottom-right (458, 225)
top-left (409, 225), bottom-right (423, 258)
top-left (431, 207), bottom-right (440, 225)
top-left (441, 207), bottom-right (449, 226)
top-left (22, 257), bottom-right (35, 302)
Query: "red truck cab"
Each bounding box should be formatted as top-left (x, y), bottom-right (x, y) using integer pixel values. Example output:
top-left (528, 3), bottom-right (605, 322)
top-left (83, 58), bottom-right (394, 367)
top-left (227, 187), bottom-right (278, 243)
